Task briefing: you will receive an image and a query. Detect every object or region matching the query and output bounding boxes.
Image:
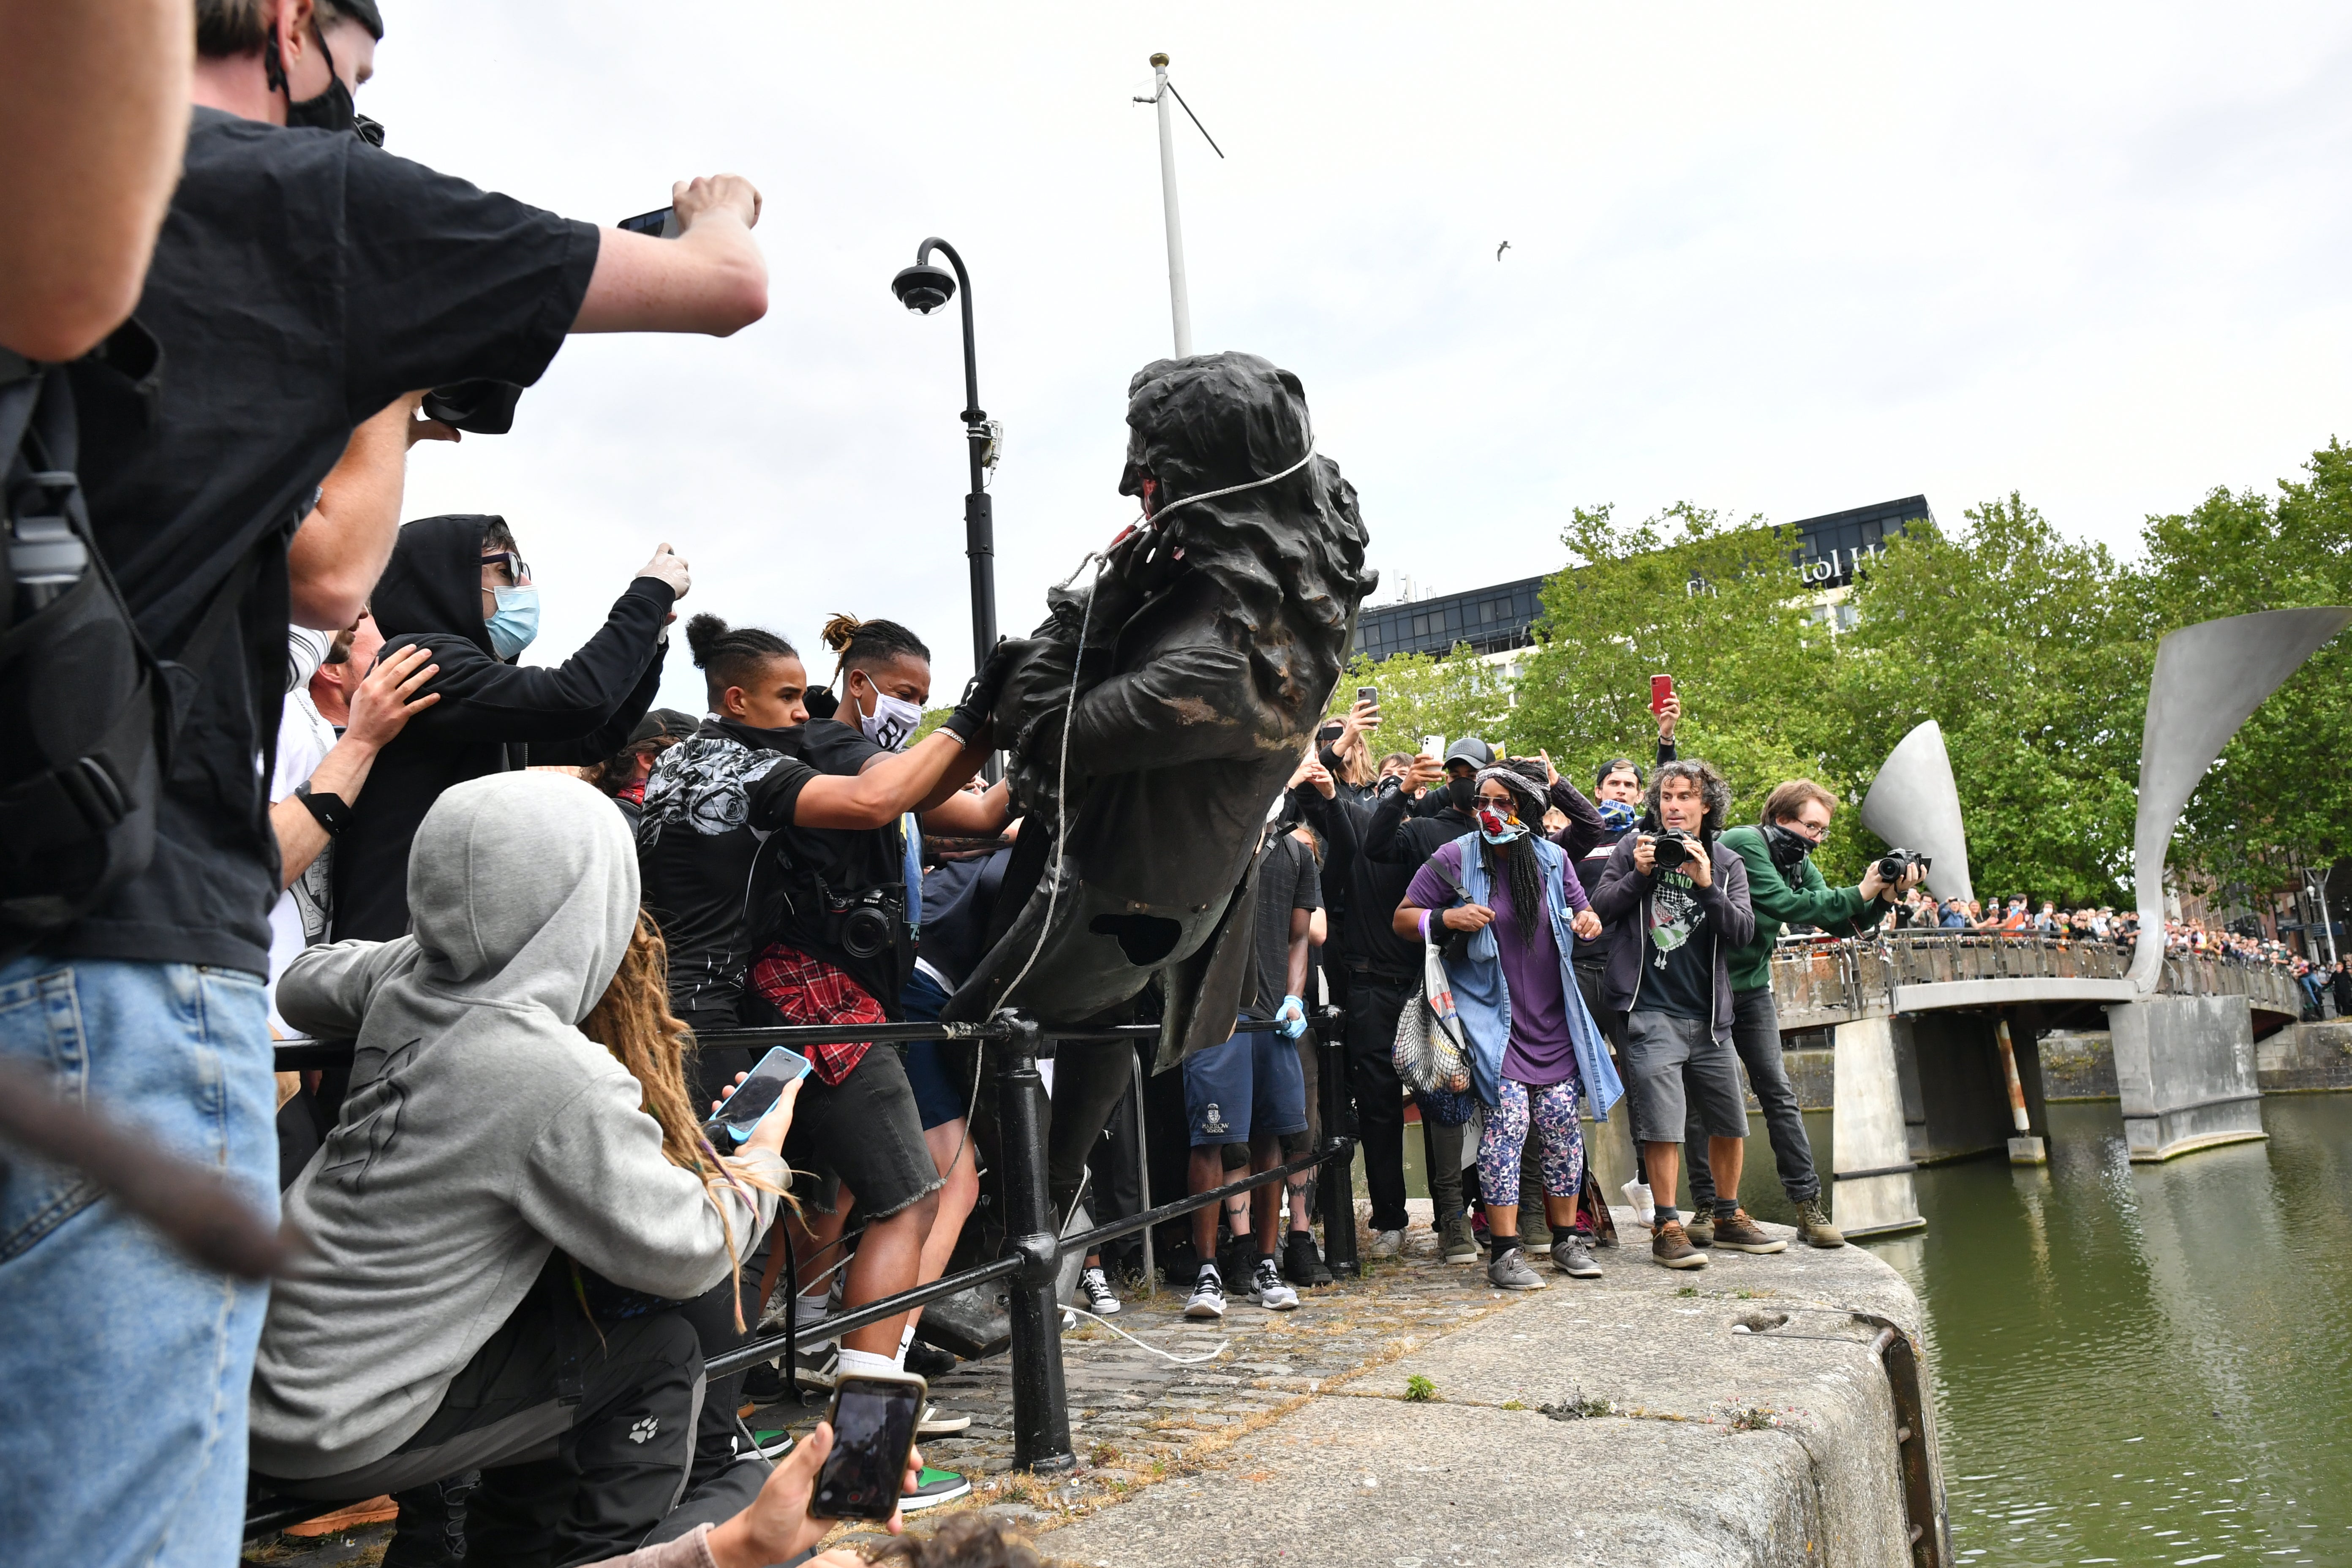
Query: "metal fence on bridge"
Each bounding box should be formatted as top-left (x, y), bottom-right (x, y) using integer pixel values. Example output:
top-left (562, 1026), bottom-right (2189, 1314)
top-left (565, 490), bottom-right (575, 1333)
top-left (1769, 931), bottom-right (2303, 1030)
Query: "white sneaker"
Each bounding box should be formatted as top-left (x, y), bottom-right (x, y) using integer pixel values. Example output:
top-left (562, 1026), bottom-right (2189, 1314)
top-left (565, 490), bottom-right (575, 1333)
top-left (1367, 1228), bottom-right (1405, 1261)
top-left (1185, 1265), bottom-right (1227, 1319)
top-left (916, 1403), bottom-right (970, 1437)
top-left (1078, 1266), bottom-right (1122, 1316)
top-left (1251, 1257), bottom-right (1299, 1311)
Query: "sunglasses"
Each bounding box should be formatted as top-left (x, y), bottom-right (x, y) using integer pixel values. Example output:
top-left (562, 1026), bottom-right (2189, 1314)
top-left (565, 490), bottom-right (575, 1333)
top-left (480, 550), bottom-right (531, 585)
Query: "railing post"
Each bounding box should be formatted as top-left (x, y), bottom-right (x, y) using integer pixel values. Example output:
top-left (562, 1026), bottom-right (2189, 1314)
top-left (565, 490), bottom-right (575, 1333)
top-left (1313, 1005), bottom-right (1358, 1278)
top-left (998, 1015), bottom-right (1075, 1473)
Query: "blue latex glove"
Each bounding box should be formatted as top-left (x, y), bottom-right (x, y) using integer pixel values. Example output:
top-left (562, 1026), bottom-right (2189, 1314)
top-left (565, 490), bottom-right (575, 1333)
top-left (1276, 994), bottom-right (1307, 1039)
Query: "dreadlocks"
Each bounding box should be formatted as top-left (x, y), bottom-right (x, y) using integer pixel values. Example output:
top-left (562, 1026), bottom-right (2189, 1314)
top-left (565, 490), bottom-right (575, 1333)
top-left (578, 911), bottom-right (787, 1329)
top-left (1475, 760), bottom-right (1551, 950)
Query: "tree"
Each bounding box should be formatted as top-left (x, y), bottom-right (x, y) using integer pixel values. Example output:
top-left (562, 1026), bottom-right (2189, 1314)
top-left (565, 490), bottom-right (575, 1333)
top-left (1830, 494), bottom-right (2147, 904)
top-left (1327, 642), bottom-right (1517, 762)
top-left (2138, 440), bottom-right (2352, 893)
top-left (1510, 502), bottom-right (1837, 839)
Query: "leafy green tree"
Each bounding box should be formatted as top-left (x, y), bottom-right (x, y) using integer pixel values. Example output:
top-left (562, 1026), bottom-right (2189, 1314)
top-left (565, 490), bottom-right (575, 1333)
top-left (2138, 440), bottom-right (2352, 891)
top-left (1830, 494), bottom-right (2147, 905)
top-left (1511, 501), bottom-right (1836, 836)
top-left (1326, 643), bottom-right (1516, 762)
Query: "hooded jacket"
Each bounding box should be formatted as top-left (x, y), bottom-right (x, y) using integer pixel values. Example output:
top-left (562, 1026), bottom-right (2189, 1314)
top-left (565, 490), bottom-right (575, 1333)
top-left (330, 513), bottom-right (670, 942)
top-left (253, 772), bottom-right (782, 1481)
top-left (1590, 832), bottom-right (1755, 1043)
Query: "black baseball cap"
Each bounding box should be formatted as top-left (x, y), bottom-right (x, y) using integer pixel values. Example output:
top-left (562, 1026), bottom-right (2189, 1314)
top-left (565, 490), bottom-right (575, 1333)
top-left (629, 708), bottom-right (697, 748)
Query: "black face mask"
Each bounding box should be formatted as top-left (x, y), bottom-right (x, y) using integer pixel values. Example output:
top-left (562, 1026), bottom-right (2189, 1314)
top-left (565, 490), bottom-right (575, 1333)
top-left (268, 27), bottom-right (385, 145)
top-left (1446, 776), bottom-right (1476, 812)
top-left (1761, 823), bottom-right (1814, 878)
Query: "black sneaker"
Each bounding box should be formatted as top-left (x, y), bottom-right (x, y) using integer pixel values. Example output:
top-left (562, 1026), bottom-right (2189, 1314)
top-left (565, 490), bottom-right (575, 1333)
top-left (1282, 1230), bottom-right (1334, 1287)
top-left (904, 1341), bottom-right (958, 1380)
top-left (740, 1361), bottom-right (791, 1407)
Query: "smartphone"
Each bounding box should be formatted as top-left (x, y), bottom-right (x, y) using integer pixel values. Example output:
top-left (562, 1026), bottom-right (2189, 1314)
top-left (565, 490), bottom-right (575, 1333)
top-left (1356, 685), bottom-right (1378, 708)
top-left (811, 1372), bottom-right (928, 1520)
top-left (1650, 673), bottom-right (1675, 714)
top-left (1421, 734), bottom-right (1445, 759)
top-left (702, 1046), bottom-right (811, 1144)
top-left (618, 206), bottom-right (681, 239)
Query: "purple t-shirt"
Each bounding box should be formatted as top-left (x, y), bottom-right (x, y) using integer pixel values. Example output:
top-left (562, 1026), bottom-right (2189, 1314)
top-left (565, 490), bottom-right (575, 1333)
top-left (1405, 840), bottom-right (1587, 1087)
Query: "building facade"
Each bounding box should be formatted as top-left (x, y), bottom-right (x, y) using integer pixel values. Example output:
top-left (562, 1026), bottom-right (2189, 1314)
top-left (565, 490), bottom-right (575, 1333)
top-left (1352, 494), bottom-right (1933, 662)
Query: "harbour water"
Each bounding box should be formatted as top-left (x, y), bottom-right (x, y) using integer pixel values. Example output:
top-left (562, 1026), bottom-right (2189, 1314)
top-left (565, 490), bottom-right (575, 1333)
top-left (1870, 1096), bottom-right (2352, 1568)
top-left (1363, 1092), bottom-right (2352, 1565)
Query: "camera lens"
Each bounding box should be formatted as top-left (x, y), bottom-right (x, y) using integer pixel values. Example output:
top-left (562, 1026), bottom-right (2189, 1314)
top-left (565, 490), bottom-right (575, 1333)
top-left (841, 904), bottom-right (891, 958)
top-left (1654, 834), bottom-right (1688, 870)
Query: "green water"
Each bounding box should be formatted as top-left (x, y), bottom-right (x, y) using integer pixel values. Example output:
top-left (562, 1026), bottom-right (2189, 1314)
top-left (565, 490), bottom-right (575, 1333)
top-left (1873, 1097), bottom-right (2352, 1568)
top-left (1363, 1095), bottom-right (2352, 1565)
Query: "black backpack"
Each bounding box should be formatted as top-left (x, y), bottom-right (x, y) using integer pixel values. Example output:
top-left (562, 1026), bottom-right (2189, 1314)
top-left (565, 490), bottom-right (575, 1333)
top-left (0, 338), bottom-right (255, 950)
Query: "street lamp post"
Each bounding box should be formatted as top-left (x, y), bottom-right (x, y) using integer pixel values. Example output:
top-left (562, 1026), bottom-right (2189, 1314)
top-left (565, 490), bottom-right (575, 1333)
top-left (890, 239), bottom-right (999, 774)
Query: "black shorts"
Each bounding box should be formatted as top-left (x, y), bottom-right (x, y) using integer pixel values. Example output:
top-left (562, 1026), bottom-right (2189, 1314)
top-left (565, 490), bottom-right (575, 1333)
top-left (780, 1045), bottom-right (943, 1220)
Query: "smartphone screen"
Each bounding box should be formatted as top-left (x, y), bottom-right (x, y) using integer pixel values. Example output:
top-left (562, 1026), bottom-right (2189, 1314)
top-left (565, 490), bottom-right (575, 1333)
top-left (618, 206), bottom-right (679, 239)
top-left (703, 1046), bottom-right (811, 1143)
top-left (1650, 673), bottom-right (1674, 714)
top-left (812, 1375), bottom-right (926, 1520)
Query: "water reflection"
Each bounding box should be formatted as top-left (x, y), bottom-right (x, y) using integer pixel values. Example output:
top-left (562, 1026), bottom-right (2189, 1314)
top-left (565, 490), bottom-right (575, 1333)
top-left (1865, 1097), bottom-right (2351, 1568)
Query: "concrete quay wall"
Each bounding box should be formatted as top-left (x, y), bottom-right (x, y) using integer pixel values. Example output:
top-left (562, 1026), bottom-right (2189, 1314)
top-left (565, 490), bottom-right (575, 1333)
top-left (1044, 1215), bottom-right (1944, 1568)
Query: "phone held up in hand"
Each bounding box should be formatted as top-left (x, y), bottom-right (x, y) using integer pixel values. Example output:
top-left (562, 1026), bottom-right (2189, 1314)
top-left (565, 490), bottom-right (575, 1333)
top-left (811, 1372), bottom-right (928, 1520)
top-left (1356, 685), bottom-right (1378, 708)
top-left (1421, 734), bottom-right (1445, 760)
top-left (702, 1045), bottom-right (810, 1144)
top-left (618, 206), bottom-right (681, 239)
top-left (1651, 673), bottom-right (1674, 715)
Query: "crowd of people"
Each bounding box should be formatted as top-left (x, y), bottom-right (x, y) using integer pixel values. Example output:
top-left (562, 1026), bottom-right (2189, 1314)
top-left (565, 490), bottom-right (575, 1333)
top-left (9, 7), bottom-right (2335, 1568)
top-left (1880, 884), bottom-right (2333, 975)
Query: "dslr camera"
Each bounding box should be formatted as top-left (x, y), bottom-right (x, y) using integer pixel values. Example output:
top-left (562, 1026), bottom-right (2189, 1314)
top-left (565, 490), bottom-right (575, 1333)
top-left (1650, 829), bottom-right (1704, 871)
top-left (1876, 848), bottom-right (1933, 884)
top-left (820, 884), bottom-right (910, 960)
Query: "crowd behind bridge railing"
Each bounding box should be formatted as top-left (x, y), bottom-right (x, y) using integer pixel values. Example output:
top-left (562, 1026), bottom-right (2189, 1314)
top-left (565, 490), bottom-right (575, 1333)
top-left (1775, 889), bottom-right (2346, 1019)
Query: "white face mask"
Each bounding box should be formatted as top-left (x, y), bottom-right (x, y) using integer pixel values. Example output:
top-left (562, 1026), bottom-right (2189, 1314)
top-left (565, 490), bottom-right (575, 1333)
top-left (852, 672), bottom-right (923, 752)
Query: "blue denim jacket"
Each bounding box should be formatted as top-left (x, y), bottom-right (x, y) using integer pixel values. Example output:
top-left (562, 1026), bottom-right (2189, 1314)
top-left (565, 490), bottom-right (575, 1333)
top-left (1436, 832), bottom-right (1625, 1120)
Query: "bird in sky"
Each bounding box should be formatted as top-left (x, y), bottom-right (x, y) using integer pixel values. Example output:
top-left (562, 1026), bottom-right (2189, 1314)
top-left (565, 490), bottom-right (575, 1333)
top-left (1496, 240), bottom-right (1511, 261)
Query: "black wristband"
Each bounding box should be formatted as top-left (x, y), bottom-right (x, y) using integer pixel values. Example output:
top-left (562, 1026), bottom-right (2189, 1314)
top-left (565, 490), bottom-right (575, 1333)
top-left (295, 782), bottom-right (351, 836)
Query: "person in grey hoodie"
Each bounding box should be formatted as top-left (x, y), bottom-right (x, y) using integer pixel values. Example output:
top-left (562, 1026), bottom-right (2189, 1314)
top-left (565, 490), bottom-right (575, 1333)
top-left (252, 771), bottom-right (789, 1565)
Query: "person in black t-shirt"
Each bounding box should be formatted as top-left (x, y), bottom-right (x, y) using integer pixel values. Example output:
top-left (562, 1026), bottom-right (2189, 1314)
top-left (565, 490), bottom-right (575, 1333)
top-left (330, 514), bottom-right (683, 942)
top-left (0, 3), bottom-right (775, 1555)
top-left (743, 614), bottom-right (1012, 1416)
top-left (1590, 760), bottom-right (1756, 1272)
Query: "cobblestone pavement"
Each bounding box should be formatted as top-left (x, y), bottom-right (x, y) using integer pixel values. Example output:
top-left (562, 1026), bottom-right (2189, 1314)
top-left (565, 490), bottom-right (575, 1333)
top-left (241, 1215), bottom-right (1563, 1565)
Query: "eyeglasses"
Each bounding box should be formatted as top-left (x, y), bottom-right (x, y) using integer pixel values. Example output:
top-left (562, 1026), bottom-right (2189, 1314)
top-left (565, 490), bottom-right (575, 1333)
top-left (480, 550), bottom-right (530, 585)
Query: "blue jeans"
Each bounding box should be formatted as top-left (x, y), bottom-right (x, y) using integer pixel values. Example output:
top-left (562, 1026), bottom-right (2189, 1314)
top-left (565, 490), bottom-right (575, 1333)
top-left (0, 957), bottom-right (277, 1567)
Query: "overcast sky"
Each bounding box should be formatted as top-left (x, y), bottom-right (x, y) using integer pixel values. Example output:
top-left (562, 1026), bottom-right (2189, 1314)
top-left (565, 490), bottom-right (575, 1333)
top-left (367, 2), bottom-right (2352, 706)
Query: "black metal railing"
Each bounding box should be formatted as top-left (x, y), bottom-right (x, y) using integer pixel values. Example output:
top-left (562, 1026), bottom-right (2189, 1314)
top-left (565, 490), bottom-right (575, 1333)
top-left (254, 1002), bottom-right (1357, 1524)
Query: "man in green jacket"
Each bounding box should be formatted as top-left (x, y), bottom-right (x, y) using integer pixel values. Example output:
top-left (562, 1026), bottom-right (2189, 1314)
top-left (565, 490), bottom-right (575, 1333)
top-left (1684, 779), bottom-right (1922, 1249)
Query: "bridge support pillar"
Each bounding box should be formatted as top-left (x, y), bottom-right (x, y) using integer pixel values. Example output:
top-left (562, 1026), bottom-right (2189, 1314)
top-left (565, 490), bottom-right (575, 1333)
top-left (1830, 1016), bottom-right (1925, 1238)
top-left (2107, 994), bottom-right (2267, 1161)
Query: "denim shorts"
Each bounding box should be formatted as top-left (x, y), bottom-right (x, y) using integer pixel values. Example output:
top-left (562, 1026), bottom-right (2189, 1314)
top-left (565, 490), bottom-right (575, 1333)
top-left (780, 1043), bottom-right (944, 1220)
top-left (1182, 1019), bottom-right (1307, 1147)
top-left (896, 967), bottom-right (976, 1131)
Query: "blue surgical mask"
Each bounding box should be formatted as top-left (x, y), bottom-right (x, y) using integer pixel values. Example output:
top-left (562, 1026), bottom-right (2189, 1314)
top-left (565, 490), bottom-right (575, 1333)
top-left (1598, 800), bottom-right (1638, 833)
top-left (486, 585), bottom-right (540, 660)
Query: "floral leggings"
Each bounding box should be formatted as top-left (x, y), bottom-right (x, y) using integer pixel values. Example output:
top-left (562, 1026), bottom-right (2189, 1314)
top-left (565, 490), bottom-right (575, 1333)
top-left (1477, 1078), bottom-right (1584, 1208)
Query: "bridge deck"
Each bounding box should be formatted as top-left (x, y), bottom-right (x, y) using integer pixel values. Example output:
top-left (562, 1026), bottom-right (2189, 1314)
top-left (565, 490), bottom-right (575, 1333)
top-left (1771, 932), bottom-right (2301, 1031)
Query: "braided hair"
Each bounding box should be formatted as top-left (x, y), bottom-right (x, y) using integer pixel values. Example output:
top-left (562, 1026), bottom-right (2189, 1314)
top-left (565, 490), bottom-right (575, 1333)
top-left (685, 613), bottom-right (797, 711)
top-left (1476, 760), bottom-right (1550, 950)
top-left (819, 612), bottom-right (931, 686)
